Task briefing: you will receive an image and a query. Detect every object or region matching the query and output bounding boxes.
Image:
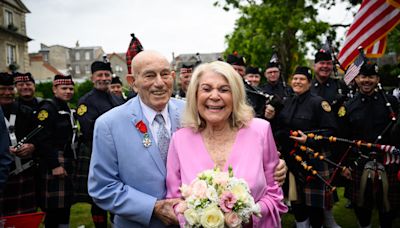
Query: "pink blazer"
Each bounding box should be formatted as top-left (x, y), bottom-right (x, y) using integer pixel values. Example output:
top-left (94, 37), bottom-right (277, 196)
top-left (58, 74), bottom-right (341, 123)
top-left (166, 118), bottom-right (288, 228)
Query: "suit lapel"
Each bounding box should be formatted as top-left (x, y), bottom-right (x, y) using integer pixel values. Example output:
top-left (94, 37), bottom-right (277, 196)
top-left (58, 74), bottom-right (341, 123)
top-left (168, 100), bottom-right (181, 133)
top-left (129, 97), bottom-right (166, 176)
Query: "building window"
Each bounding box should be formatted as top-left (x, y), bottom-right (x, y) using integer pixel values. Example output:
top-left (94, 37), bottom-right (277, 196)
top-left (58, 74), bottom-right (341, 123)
top-left (4, 9), bottom-right (13, 26)
top-left (43, 53), bottom-right (48, 62)
top-left (85, 65), bottom-right (90, 74)
top-left (75, 52), bottom-right (80, 60)
top-left (66, 50), bottom-right (70, 59)
top-left (75, 65), bottom-right (81, 74)
top-left (85, 51), bottom-right (90, 60)
top-left (6, 44), bottom-right (16, 65)
top-left (115, 65), bottom-right (123, 73)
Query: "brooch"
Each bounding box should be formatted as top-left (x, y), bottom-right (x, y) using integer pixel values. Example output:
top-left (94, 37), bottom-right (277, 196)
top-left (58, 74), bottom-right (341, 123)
top-left (136, 120), bottom-right (151, 147)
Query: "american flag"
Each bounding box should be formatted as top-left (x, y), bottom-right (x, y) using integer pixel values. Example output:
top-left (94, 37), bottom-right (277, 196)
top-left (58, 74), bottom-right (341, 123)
top-left (344, 48), bottom-right (365, 85)
top-left (365, 36), bottom-right (387, 58)
top-left (338, 0), bottom-right (400, 70)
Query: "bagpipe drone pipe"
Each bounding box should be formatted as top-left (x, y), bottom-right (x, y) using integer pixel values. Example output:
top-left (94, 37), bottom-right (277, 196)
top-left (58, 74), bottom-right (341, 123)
top-left (288, 130), bottom-right (400, 191)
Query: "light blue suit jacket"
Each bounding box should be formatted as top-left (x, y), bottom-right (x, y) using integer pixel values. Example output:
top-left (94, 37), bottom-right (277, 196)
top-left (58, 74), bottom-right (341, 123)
top-left (88, 96), bottom-right (185, 227)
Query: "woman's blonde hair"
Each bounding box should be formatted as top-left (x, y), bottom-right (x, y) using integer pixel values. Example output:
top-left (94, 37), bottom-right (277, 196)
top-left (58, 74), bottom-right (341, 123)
top-left (182, 61), bottom-right (254, 131)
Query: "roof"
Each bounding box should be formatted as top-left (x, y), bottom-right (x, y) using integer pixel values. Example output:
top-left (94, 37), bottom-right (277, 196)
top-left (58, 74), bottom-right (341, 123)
top-left (173, 52), bottom-right (223, 64)
top-left (43, 63), bottom-right (62, 75)
top-left (3, 0), bottom-right (30, 13)
top-left (107, 52), bottom-right (125, 61)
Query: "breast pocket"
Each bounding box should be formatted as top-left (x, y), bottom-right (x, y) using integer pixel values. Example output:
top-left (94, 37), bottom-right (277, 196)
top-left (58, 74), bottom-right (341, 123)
top-left (292, 114), bottom-right (313, 129)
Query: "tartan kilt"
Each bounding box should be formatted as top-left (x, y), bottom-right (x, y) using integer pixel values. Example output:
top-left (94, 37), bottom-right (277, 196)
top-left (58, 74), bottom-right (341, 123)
top-left (287, 149), bottom-right (332, 209)
top-left (303, 157), bottom-right (331, 209)
top-left (349, 161), bottom-right (400, 210)
top-left (73, 143), bottom-right (92, 203)
top-left (0, 165), bottom-right (37, 216)
top-left (39, 151), bottom-right (74, 209)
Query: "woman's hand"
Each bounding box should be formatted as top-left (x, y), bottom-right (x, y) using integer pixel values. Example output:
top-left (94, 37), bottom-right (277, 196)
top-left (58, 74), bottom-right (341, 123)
top-left (289, 130), bottom-right (307, 144)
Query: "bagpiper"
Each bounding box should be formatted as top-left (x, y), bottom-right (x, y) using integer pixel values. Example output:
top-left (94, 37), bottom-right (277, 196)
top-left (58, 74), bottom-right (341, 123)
top-left (0, 72), bottom-right (37, 216)
top-left (35, 74), bottom-right (78, 227)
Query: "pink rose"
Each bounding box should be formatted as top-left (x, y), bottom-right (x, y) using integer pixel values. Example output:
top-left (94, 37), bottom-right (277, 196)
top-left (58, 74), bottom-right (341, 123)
top-left (214, 172), bottom-right (229, 186)
top-left (225, 212), bottom-right (242, 228)
top-left (219, 191), bottom-right (237, 213)
top-left (191, 180), bottom-right (208, 198)
top-left (180, 184), bottom-right (192, 198)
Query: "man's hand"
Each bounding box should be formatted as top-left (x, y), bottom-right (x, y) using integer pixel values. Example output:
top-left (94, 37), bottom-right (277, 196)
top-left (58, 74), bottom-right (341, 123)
top-left (9, 143), bottom-right (35, 158)
top-left (341, 167), bottom-right (352, 180)
top-left (274, 159), bottom-right (287, 186)
top-left (154, 198), bottom-right (181, 225)
top-left (52, 166), bottom-right (67, 177)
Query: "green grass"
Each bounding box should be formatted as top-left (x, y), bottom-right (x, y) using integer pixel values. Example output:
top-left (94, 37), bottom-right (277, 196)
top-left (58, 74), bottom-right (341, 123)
top-left (38, 188), bottom-right (399, 227)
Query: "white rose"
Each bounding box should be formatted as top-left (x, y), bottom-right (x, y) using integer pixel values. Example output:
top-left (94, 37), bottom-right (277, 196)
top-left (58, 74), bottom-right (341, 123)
top-left (200, 205), bottom-right (224, 228)
top-left (231, 183), bottom-right (248, 201)
top-left (184, 208), bottom-right (199, 226)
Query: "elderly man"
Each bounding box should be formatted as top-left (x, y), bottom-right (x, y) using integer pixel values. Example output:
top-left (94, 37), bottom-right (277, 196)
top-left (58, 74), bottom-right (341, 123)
top-left (88, 51), bottom-right (287, 227)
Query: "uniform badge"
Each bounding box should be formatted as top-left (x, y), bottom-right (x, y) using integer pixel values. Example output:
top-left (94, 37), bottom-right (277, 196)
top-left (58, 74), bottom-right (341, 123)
top-left (37, 110), bottom-right (49, 121)
top-left (321, 101), bottom-right (331, 112)
top-left (338, 106), bottom-right (346, 117)
top-left (77, 104), bottom-right (87, 116)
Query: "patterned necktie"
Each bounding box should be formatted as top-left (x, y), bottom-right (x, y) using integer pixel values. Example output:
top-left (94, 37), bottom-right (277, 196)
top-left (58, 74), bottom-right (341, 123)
top-left (154, 114), bottom-right (170, 164)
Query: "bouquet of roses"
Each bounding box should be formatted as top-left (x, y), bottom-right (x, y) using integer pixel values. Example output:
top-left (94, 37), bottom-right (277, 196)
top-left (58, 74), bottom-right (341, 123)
top-left (174, 167), bottom-right (261, 228)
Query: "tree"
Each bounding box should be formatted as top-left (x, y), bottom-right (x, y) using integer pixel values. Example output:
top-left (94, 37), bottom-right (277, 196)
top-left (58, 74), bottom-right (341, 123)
top-left (214, 0), bottom-right (360, 80)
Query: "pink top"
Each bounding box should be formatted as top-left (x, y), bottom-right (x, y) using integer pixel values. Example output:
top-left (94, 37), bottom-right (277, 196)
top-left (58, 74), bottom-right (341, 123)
top-left (166, 118), bottom-right (288, 228)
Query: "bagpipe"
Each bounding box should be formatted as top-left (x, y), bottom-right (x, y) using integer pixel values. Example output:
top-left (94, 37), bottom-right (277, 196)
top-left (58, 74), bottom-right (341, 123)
top-left (288, 130), bottom-right (400, 192)
top-left (10, 125), bottom-right (43, 176)
top-left (243, 79), bottom-right (286, 118)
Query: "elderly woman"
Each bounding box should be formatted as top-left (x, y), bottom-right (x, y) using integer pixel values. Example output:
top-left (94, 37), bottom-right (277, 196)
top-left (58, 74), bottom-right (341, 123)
top-left (274, 66), bottom-right (337, 228)
top-left (166, 61), bottom-right (287, 227)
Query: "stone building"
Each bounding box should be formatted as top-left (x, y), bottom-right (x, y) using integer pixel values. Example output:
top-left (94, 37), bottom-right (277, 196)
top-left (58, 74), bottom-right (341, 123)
top-left (30, 42), bottom-right (105, 79)
top-left (29, 53), bottom-right (62, 81)
top-left (69, 42), bottom-right (105, 78)
top-left (107, 52), bottom-right (128, 83)
top-left (0, 0), bottom-right (31, 72)
top-left (171, 52), bottom-right (222, 72)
